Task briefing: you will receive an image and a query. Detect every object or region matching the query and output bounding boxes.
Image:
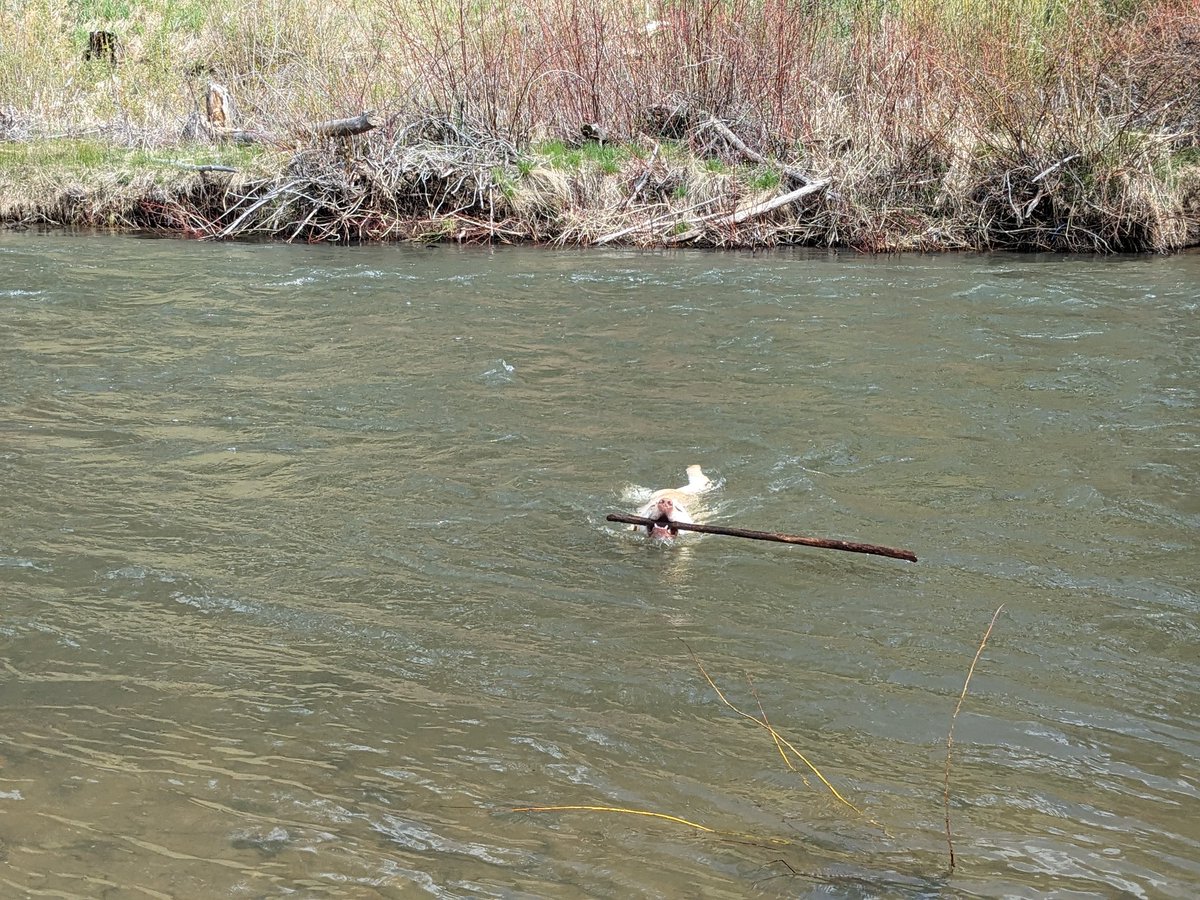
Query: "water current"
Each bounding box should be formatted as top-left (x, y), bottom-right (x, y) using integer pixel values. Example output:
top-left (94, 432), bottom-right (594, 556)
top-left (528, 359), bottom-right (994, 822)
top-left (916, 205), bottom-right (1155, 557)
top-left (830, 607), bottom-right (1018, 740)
top-left (1, 233), bottom-right (1197, 897)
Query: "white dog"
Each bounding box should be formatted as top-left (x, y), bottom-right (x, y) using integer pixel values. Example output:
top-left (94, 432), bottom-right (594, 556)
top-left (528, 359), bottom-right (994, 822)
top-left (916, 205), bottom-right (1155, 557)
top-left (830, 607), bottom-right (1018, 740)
top-left (636, 465), bottom-right (713, 538)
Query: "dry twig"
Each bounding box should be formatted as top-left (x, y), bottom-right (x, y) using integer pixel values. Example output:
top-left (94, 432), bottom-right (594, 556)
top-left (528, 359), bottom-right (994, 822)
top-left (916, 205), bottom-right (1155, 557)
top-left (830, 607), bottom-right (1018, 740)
top-left (943, 604), bottom-right (1005, 871)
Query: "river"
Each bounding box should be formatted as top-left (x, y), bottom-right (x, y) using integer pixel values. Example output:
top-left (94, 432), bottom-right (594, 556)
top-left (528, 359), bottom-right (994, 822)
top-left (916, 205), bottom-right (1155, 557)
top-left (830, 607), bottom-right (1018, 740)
top-left (1, 233), bottom-right (1197, 897)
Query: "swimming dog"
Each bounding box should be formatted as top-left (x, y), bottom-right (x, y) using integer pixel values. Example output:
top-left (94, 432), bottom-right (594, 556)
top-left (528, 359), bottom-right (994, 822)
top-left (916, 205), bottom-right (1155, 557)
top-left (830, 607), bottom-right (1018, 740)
top-left (636, 465), bottom-right (713, 538)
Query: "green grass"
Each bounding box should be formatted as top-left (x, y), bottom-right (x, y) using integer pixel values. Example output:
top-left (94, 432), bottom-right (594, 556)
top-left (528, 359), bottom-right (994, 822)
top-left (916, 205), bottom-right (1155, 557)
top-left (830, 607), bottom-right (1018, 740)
top-left (583, 142), bottom-right (624, 175)
top-left (162, 0), bottom-right (207, 31)
top-left (492, 165), bottom-right (518, 199)
top-left (747, 168), bottom-right (781, 190)
top-left (538, 139), bottom-right (583, 170)
top-left (69, 0), bottom-right (208, 30)
top-left (70, 0), bottom-right (136, 22)
top-left (535, 139), bottom-right (628, 175)
top-left (0, 139), bottom-right (263, 181)
top-left (1171, 147), bottom-right (1200, 167)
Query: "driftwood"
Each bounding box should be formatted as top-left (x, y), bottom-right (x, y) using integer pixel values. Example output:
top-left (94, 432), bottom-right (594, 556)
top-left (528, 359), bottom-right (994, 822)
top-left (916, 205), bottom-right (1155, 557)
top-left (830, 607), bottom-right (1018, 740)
top-left (595, 177), bottom-right (827, 246)
top-left (1031, 153), bottom-right (1082, 184)
top-left (606, 513), bottom-right (917, 562)
top-left (593, 197), bottom-right (717, 245)
top-left (665, 178), bottom-right (830, 244)
top-left (598, 109), bottom-right (833, 245)
top-left (701, 115), bottom-right (814, 187)
top-left (1019, 153), bottom-right (1083, 219)
top-left (311, 111), bottom-right (379, 138)
top-left (625, 141), bottom-right (661, 207)
top-left (206, 82), bottom-right (236, 130)
top-left (152, 159), bottom-right (238, 173)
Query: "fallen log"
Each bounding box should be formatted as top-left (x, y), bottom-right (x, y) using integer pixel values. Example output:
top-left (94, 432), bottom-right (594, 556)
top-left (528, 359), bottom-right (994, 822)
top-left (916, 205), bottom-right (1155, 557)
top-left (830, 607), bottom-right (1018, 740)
top-left (152, 160), bottom-right (238, 173)
top-left (593, 196), bottom-right (717, 246)
top-left (311, 110), bottom-right (379, 138)
top-left (202, 106), bottom-right (377, 147)
top-left (606, 513), bottom-right (917, 562)
top-left (664, 178), bottom-right (829, 244)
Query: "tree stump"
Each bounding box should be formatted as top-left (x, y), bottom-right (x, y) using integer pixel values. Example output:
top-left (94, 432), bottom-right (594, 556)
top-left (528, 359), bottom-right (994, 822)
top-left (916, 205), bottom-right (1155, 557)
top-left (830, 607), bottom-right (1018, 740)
top-left (85, 31), bottom-right (118, 65)
top-left (205, 82), bottom-right (237, 131)
top-left (581, 122), bottom-right (608, 144)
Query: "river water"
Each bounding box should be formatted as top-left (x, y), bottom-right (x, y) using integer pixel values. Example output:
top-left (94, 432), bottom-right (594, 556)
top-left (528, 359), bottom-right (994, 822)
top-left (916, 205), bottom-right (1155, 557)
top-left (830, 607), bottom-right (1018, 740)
top-left (1, 233), bottom-right (1197, 898)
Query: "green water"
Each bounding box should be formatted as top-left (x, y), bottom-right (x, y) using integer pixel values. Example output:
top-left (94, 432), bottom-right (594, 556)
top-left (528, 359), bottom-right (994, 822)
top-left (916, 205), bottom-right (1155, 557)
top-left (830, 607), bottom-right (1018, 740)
top-left (1, 234), bottom-right (1197, 897)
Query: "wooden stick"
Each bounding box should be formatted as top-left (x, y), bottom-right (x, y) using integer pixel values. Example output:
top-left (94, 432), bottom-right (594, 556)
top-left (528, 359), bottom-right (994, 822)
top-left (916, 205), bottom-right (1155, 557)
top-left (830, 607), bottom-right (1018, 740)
top-left (624, 141), bottom-right (661, 208)
top-left (606, 513), bottom-right (917, 562)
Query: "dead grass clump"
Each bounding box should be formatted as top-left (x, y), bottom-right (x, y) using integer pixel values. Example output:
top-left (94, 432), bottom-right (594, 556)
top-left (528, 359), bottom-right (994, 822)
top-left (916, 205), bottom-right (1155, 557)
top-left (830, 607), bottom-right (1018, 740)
top-left (964, 133), bottom-right (1188, 253)
top-left (1177, 164), bottom-right (1200, 246)
top-left (505, 165), bottom-right (575, 228)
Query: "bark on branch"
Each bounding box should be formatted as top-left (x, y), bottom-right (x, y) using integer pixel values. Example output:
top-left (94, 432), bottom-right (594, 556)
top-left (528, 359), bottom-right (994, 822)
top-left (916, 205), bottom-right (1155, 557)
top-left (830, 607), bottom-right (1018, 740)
top-left (606, 513), bottom-right (917, 562)
top-left (310, 111), bottom-right (380, 138)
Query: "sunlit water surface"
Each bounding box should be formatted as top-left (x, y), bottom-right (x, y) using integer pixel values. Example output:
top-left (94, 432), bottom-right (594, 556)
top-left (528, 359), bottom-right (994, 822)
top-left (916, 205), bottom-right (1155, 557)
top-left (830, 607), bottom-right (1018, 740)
top-left (1, 233), bottom-right (1197, 898)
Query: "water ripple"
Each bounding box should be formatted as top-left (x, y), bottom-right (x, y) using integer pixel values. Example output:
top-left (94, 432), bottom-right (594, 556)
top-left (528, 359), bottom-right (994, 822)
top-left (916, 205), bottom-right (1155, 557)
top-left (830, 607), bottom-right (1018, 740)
top-left (1, 235), bottom-right (1197, 896)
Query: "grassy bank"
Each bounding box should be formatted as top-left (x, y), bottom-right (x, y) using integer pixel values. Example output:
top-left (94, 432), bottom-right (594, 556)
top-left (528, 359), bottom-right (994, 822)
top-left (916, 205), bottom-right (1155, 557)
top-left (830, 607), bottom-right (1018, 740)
top-left (1, 0), bottom-right (1198, 251)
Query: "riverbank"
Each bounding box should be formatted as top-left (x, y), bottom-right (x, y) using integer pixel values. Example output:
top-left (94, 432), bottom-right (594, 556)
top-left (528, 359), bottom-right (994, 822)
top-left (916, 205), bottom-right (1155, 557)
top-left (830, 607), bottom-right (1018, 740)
top-left (2, 0), bottom-right (1198, 252)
